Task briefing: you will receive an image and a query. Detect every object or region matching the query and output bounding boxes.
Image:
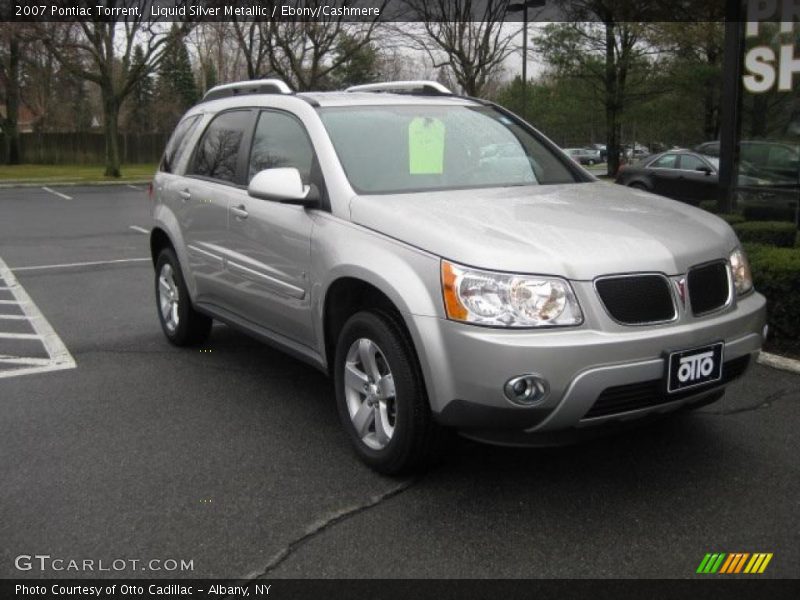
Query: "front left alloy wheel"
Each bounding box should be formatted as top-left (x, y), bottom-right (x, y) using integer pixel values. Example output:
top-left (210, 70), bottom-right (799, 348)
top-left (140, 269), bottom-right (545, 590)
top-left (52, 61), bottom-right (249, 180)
top-left (343, 337), bottom-right (397, 451)
top-left (334, 310), bottom-right (444, 474)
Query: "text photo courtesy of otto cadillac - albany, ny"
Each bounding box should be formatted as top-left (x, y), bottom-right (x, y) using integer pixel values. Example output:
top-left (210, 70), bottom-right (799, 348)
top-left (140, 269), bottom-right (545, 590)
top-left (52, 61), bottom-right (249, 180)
top-left (0, 1), bottom-right (799, 599)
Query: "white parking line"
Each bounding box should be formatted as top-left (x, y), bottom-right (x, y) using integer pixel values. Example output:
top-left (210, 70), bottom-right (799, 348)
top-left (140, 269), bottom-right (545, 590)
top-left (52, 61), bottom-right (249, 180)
top-left (13, 257), bottom-right (150, 272)
top-left (127, 184), bottom-right (143, 191)
top-left (0, 256), bottom-right (76, 379)
top-left (0, 300), bottom-right (20, 305)
top-left (41, 186), bottom-right (73, 200)
top-left (0, 332), bottom-right (42, 340)
top-left (0, 315), bottom-right (27, 320)
top-left (0, 355), bottom-right (52, 366)
top-left (129, 225), bottom-right (150, 234)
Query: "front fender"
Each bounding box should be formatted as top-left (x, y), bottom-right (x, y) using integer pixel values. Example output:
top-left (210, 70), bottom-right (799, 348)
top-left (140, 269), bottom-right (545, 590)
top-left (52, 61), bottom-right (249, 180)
top-left (309, 214), bottom-right (446, 383)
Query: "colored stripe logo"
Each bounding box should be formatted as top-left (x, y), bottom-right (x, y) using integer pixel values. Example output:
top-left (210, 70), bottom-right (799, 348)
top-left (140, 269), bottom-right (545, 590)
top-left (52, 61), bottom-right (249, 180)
top-left (697, 553), bottom-right (773, 574)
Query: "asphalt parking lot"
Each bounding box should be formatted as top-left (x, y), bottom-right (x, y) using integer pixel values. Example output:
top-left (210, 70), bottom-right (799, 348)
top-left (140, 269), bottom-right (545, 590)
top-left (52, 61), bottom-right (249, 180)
top-left (0, 184), bottom-right (798, 580)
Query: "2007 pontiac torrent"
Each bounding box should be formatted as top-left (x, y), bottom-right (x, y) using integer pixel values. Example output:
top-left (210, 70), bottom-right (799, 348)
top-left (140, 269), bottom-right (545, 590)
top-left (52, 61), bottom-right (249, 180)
top-left (149, 79), bottom-right (767, 473)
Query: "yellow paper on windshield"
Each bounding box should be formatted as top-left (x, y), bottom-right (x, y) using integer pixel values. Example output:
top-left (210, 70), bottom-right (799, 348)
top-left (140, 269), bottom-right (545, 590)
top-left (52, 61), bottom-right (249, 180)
top-left (408, 117), bottom-right (445, 174)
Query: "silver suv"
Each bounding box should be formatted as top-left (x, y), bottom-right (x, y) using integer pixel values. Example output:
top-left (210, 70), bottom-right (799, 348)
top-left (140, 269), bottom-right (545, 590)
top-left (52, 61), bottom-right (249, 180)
top-left (150, 79), bottom-right (766, 473)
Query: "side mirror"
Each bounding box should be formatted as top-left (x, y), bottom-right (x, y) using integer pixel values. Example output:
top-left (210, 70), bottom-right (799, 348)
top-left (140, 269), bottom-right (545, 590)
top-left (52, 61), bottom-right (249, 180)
top-left (696, 165), bottom-right (712, 175)
top-left (248, 168), bottom-right (319, 207)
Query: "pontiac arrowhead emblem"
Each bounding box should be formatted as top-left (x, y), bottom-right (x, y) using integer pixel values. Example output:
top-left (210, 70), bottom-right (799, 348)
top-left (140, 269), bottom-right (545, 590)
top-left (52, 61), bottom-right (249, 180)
top-left (675, 278), bottom-right (687, 307)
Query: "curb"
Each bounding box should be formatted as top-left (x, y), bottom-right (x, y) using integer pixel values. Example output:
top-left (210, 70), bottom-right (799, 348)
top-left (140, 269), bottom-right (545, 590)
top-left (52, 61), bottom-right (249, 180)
top-left (757, 351), bottom-right (800, 375)
top-left (0, 180), bottom-right (151, 189)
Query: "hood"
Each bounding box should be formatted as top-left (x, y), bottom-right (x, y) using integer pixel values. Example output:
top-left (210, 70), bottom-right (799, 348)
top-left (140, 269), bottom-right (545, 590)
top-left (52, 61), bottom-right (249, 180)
top-left (349, 182), bottom-right (739, 280)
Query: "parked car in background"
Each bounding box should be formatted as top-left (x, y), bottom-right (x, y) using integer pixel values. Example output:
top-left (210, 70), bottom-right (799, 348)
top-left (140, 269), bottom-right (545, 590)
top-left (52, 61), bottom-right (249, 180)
top-left (590, 143), bottom-right (607, 162)
top-left (695, 140), bottom-right (800, 184)
top-left (150, 79), bottom-right (766, 474)
top-left (563, 147), bottom-right (600, 165)
top-left (616, 150), bottom-right (770, 205)
top-left (624, 145), bottom-right (651, 161)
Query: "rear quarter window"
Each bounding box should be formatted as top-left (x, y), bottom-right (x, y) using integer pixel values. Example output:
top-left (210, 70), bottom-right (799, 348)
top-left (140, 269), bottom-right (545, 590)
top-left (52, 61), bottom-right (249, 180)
top-left (160, 115), bottom-right (202, 174)
top-left (649, 154), bottom-right (679, 169)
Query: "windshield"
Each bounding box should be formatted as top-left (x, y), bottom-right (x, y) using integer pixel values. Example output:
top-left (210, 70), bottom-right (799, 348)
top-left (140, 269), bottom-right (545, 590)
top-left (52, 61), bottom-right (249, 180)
top-left (318, 105), bottom-right (580, 194)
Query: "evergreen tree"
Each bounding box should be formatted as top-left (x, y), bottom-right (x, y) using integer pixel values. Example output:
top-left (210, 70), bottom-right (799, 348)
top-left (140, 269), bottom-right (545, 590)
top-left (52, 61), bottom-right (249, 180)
top-left (332, 34), bottom-right (379, 89)
top-left (202, 59), bottom-right (217, 94)
top-left (129, 45), bottom-right (154, 132)
top-left (156, 26), bottom-right (198, 129)
top-left (170, 35), bottom-right (198, 109)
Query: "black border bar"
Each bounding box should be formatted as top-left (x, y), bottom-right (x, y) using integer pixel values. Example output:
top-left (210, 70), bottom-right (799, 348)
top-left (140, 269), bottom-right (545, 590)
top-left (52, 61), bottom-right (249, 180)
top-left (2, 579), bottom-right (800, 600)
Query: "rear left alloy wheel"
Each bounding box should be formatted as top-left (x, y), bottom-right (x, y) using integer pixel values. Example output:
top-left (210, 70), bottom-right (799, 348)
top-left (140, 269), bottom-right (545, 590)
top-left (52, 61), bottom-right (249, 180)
top-left (334, 310), bottom-right (444, 474)
top-left (155, 248), bottom-right (212, 346)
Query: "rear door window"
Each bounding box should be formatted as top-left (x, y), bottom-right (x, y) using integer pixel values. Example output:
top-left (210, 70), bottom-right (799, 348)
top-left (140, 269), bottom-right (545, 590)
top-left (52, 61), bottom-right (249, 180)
top-left (189, 110), bottom-right (252, 184)
top-left (679, 154), bottom-right (711, 171)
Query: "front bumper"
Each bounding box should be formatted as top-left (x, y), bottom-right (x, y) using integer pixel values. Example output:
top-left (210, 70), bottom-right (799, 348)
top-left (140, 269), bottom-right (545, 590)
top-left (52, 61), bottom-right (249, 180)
top-left (407, 291), bottom-right (766, 438)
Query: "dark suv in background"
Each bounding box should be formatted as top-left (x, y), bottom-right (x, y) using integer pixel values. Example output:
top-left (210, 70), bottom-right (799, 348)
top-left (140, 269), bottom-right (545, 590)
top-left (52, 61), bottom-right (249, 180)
top-left (695, 140), bottom-right (800, 184)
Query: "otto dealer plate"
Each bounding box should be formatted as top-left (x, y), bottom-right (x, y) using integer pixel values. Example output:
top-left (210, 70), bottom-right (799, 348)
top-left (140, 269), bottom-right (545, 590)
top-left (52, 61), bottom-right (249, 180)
top-left (667, 342), bottom-right (724, 393)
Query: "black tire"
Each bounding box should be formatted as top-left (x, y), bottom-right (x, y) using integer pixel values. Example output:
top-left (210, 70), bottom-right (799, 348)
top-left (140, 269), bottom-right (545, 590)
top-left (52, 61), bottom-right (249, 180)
top-left (154, 248), bottom-right (212, 346)
top-left (334, 310), bottom-right (444, 475)
top-left (629, 182), bottom-right (648, 191)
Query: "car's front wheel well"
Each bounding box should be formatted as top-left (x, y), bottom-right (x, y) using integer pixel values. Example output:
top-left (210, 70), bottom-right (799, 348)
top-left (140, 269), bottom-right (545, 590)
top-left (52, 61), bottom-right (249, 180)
top-left (323, 278), bottom-right (409, 375)
top-left (150, 228), bottom-right (174, 265)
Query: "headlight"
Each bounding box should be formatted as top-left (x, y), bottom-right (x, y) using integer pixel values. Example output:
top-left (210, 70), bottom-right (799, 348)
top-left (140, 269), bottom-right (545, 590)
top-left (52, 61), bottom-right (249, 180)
top-left (729, 248), bottom-right (753, 296)
top-left (441, 260), bottom-right (583, 327)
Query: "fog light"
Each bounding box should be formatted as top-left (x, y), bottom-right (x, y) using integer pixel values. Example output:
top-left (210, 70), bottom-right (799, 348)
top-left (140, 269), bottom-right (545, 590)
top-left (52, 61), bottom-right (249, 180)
top-left (503, 374), bottom-right (549, 406)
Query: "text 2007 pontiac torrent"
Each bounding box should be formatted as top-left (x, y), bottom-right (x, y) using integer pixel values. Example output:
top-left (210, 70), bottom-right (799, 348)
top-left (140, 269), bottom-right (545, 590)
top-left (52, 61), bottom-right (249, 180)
top-left (149, 79), bottom-right (766, 473)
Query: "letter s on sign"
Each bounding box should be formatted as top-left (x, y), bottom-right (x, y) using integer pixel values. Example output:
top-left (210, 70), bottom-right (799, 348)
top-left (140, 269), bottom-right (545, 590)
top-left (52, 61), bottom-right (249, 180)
top-left (743, 46), bottom-right (777, 93)
top-left (15, 555), bottom-right (31, 570)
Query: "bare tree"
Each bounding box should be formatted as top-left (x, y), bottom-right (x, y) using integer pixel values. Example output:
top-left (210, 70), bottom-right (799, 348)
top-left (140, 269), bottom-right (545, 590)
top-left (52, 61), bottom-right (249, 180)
top-left (19, 24), bottom-right (64, 133)
top-left (38, 4), bottom-right (191, 176)
top-left (231, 1), bottom-right (386, 91)
top-left (402, 0), bottom-right (518, 97)
top-left (189, 23), bottom-right (246, 89)
top-left (230, 21), bottom-right (271, 81)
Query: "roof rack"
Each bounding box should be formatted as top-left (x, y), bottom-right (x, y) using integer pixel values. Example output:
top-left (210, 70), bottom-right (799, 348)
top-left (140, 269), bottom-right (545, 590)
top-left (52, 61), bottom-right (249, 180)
top-left (202, 79), bottom-right (293, 102)
top-left (345, 80), bottom-right (452, 95)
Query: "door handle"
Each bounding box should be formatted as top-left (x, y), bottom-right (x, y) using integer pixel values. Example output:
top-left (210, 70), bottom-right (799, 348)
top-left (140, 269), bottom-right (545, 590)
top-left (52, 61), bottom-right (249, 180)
top-left (231, 205), bottom-right (249, 219)
top-left (178, 189), bottom-right (191, 202)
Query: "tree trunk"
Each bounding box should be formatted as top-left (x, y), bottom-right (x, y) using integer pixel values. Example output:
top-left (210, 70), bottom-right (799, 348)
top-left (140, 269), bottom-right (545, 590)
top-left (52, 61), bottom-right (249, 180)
top-left (463, 79), bottom-right (478, 97)
top-left (604, 22), bottom-right (620, 177)
top-left (102, 89), bottom-right (121, 177)
top-left (703, 86), bottom-right (719, 140)
top-left (4, 33), bottom-right (21, 165)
